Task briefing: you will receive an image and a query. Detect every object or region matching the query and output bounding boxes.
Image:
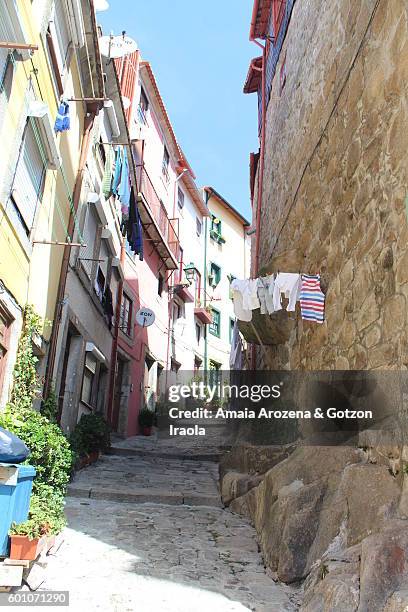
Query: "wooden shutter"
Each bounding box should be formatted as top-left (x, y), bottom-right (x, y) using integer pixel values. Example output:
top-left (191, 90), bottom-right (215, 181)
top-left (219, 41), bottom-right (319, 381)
top-left (11, 121), bottom-right (46, 232)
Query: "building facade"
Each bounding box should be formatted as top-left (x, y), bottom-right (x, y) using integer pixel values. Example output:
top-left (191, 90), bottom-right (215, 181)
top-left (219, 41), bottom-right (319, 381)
top-left (244, 0), bottom-right (408, 370)
top-left (204, 187), bottom-right (251, 372)
top-left (0, 0), bottom-right (102, 408)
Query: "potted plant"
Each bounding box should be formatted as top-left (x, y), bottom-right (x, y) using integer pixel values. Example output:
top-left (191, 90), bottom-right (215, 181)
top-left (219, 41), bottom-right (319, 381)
top-left (138, 408), bottom-right (155, 436)
top-left (9, 518), bottom-right (49, 561)
top-left (9, 487), bottom-right (67, 560)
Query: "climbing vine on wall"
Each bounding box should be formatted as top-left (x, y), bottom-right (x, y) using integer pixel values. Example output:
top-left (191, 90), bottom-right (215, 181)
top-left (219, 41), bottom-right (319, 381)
top-left (10, 305), bottom-right (43, 411)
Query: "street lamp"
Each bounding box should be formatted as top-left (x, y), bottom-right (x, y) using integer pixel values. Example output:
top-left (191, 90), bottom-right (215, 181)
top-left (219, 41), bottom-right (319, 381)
top-left (184, 262), bottom-right (199, 285)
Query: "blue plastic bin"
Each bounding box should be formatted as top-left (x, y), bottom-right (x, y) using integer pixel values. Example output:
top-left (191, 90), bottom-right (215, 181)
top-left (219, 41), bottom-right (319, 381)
top-left (0, 465), bottom-right (36, 556)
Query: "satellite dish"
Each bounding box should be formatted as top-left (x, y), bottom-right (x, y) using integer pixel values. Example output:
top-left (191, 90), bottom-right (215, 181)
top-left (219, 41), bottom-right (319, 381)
top-left (94, 0), bottom-right (109, 11)
top-left (135, 308), bottom-right (155, 328)
top-left (99, 35), bottom-right (138, 59)
top-left (122, 96), bottom-right (131, 110)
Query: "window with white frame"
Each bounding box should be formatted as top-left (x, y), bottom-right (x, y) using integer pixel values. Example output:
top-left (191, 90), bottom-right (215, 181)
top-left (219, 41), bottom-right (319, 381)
top-left (81, 352), bottom-right (97, 407)
top-left (196, 217), bottom-right (202, 236)
top-left (177, 186), bottom-right (184, 210)
top-left (10, 119), bottom-right (46, 235)
top-left (46, 2), bottom-right (72, 96)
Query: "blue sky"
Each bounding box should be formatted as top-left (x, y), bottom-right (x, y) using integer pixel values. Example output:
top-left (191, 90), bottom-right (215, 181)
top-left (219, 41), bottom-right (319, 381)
top-left (98, 1), bottom-right (258, 221)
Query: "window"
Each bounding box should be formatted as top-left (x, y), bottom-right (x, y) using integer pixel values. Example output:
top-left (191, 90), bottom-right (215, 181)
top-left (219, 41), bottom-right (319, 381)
top-left (210, 214), bottom-right (225, 244)
top-left (177, 186), bottom-right (185, 210)
top-left (209, 359), bottom-right (221, 387)
top-left (10, 120), bottom-right (46, 235)
top-left (81, 353), bottom-right (97, 407)
top-left (178, 247), bottom-right (184, 283)
top-left (0, 305), bottom-right (12, 393)
top-left (209, 263), bottom-right (221, 287)
top-left (273, 0), bottom-right (287, 39)
top-left (162, 146), bottom-right (170, 182)
top-left (119, 293), bottom-right (132, 335)
top-left (196, 217), bottom-right (202, 236)
top-left (0, 55), bottom-right (14, 133)
top-left (194, 355), bottom-right (202, 373)
top-left (209, 308), bottom-right (220, 337)
top-left (211, 214), bottom-right (221, 234)
top-left (138, 87), bottom-right (149, 123)
top-left (46, 2), bottom-right (71, 96)
top-left (173, 301), bottom-right (182, 323)
top-left (158, 272), bottom-right (165, 296)
top-left (195, 323), bottom-right (202, 343)
top-left (170, 358), bottom-right (181, 373)
top-left (229, 318), bottom-right (235, 344)
top-left (95, 266), bottom-right (106, 302)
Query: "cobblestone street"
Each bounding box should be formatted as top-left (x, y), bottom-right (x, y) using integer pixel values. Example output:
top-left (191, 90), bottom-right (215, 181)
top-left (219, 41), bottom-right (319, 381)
top-left (39, 435), bottom-right (298, 611)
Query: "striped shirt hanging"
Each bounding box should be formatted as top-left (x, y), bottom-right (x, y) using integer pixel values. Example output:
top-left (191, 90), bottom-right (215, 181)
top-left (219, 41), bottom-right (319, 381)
top-left (299, 274), bottom-right (325, 324)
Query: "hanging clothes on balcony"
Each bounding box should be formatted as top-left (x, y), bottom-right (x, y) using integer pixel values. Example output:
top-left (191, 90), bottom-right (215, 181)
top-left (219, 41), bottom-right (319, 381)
top-left (127, 187), bottom-right (144, 260)
top-left (257, 275), bottom-right (275, 315)
top-left (102, 146), bottom-right (115, 198)
top-left (229, 320), bottom-right (244, 370)
top-left (54, 100), bottom-right (70, 133)
top-left (230, 279), bottom-right (260, 322)
top-left (299, 274), bottom-right (325, 324)
top-left (102, 287), bottom-right (114, 329)
top-left (273, 273), bottom-right (301, 312)
top-left (112, 147), bottom-right (123, 195)
top-left (118, 146), bottom-right (131, 210)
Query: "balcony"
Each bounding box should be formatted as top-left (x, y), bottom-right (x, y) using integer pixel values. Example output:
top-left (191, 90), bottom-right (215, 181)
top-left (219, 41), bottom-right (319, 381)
top-left (194, 307), bottom-right (212, 325)
top-left (136, 164), bottom-right (180, 269)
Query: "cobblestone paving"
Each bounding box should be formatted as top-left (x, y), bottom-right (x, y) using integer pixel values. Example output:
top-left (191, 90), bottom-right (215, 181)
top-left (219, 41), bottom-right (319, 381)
top-left (42, 499), bottom-right (297, 611)
top-left (39, 434), bottom-right (299, 611)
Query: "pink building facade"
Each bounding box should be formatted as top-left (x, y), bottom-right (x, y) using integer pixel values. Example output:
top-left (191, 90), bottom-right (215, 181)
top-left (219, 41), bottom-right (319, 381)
top-left (112, 54), bottom-right (209, 437)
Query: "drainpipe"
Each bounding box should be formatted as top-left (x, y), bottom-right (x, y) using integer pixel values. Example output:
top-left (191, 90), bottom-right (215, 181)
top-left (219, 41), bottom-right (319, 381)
top-left (44, 112), bottom-right (96, 403)
top-left (203, 187), bottom-right (212, 377)
top-left (107, 237), bottom-right (125, 428)
top-left (249, 24), bottom-right (267, 367)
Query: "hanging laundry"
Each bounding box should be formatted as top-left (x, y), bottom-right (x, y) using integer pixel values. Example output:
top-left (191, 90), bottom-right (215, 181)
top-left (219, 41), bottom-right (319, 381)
top-left (299, 274), bottom-right (325, 324)
top-left (102, 146), bottom-right (115, 198)
top-left (229, 320), bottom-right (244, 370)
top-left (127, 187), bottom-right (144, 260)
top-left (257, 275), bottom-right (275, 315)
top-left (54, 100), bottom-right (70, 133)
top-left (112, 147), bottom-right (123, 195)
top-left (102, 286), bottom-right (114, 329)
top-left (118, 146), bottom-right (131, 207)
top-left (273, 273), bottom-right (301, 312)
top-left (230, 279), bottom-right (260, 322)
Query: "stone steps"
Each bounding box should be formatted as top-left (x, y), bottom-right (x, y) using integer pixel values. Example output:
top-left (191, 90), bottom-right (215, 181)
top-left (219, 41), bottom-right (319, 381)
top-left (108, 446), bottom-right (224, 462)
top-left (67, 484), bottom-right (222, 507)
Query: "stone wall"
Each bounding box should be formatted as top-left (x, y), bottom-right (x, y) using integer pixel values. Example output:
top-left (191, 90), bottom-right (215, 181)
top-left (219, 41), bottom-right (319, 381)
top-left (254, 0), bottom-right (408, 370)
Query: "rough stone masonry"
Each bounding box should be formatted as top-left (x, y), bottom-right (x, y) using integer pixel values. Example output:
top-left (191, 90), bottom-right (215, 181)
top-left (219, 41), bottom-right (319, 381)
top-left (250, 0), bottom-right (408, 371)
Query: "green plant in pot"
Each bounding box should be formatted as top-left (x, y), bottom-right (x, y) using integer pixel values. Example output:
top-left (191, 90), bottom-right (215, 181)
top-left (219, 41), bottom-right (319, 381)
top-left (9, 488), bottom-right (66, 560)
top-left (138, 408), bottom-right (155, 436)
top-left (69, 413), bottom-right (111, 464)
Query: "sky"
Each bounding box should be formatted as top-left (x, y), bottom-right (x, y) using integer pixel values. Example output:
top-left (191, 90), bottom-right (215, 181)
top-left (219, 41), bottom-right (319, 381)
top-left (98, 1), bottom-right (259, 221)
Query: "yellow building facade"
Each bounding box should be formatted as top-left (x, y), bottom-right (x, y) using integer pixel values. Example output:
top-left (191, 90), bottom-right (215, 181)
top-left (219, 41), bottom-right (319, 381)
top-left (0, 0), bottom-right (101, 406)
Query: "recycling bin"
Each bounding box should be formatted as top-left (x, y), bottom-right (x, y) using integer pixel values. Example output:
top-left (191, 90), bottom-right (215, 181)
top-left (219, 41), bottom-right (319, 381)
top-left (0, 464), bottom-right (36, 556)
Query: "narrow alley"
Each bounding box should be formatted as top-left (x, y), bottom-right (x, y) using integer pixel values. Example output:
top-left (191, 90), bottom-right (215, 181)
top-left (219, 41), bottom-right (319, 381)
top-left (40, 434), bottom-right (298, 612)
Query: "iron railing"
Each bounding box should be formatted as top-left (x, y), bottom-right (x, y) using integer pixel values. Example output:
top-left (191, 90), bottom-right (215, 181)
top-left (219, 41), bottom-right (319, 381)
top-left (136, 164), bottom-right (180, 261)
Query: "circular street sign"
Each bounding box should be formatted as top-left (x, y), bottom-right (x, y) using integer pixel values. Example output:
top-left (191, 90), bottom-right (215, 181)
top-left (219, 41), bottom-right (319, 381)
top-left (136, 308), bottom-right (155, 327)
top-left (99, 35), bottom-right (138, 59)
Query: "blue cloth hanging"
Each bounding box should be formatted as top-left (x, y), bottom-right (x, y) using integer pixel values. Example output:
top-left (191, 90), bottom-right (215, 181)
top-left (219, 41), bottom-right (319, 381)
top-left (112, 147), bottom-right (123, 195)
top-left (54, 101), bottom-right (70, 133)
top-left (118, 147), bottom-right (130, 206)
top-left (128, 187), bottom-right (144, 260)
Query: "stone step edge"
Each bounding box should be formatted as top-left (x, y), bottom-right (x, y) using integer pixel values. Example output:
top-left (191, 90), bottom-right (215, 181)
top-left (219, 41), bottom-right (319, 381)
top-left (107, 447), bottom-right (223, 462)
top-left (67, 485), bottom-right (222, 508)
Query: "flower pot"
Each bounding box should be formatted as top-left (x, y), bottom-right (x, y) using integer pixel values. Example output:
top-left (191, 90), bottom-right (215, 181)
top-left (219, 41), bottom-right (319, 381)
top-left (10, 534), bottom-right (47, 561)
top-left (142, 426), bottom-right (152, 436)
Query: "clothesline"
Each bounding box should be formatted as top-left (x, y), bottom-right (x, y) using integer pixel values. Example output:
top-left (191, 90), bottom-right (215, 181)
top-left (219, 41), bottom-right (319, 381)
top-left (231, 272), bottom-right (326, 325)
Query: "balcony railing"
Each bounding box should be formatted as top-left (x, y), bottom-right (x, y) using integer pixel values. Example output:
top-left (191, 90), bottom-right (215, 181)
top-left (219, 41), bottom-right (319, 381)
top-left (136, 164), bottom-right (180, 267)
